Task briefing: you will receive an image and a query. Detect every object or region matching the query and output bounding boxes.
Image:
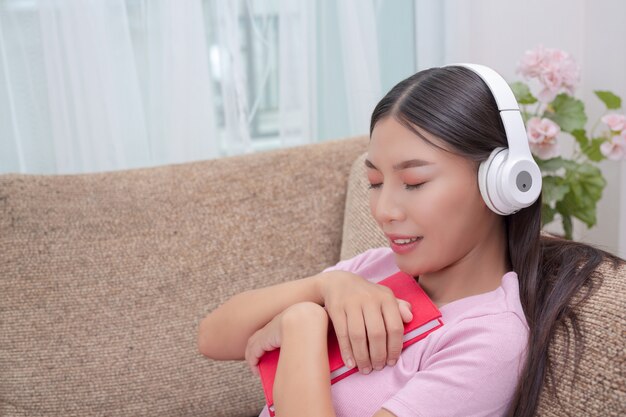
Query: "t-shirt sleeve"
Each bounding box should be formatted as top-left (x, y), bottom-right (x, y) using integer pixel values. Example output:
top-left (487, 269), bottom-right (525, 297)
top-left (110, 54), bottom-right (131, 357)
top-left (321, 248), bottom-right (380, 274)
top-left (320, 247), bottom-right (398, 283)
top-left (381, 312), bottom-right (529, 417)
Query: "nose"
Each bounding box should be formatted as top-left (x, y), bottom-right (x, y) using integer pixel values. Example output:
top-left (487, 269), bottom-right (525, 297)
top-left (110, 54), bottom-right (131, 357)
top-left (371, 184), bottom-right (405, 224)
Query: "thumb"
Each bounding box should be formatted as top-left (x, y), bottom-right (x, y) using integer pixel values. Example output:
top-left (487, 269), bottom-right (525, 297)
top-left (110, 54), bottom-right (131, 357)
top-left (398, 300), bottom-right (413, 323)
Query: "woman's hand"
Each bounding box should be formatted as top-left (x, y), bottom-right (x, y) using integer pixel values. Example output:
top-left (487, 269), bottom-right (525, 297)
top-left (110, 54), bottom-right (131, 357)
top-left (245, 302), bottom-right (328, 377)
top-left (244, 308), bottom-right (286, 377)
top-left (319, 271), bottom-right (413, 374)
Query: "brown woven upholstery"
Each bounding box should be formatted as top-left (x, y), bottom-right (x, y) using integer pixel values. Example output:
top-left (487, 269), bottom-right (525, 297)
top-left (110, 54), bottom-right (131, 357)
top-left (1, 137), bottom-right (624, 416)
top-left (339, 152), bottom-right (626, 416)
top-left (339, 152), bottom-right (388, 260)
top-left (534, 257), bottom-right (626, 416)
top-left (0, 136), bottom-right (367, 417)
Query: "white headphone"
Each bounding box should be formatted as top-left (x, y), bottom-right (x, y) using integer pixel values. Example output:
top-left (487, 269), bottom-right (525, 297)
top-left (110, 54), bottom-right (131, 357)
top-left (446, 63), bottom-right (542, 215)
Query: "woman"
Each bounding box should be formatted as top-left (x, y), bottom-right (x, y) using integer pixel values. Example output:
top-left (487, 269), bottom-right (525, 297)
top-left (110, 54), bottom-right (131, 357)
top-left (197, 65), bottom-right (623, 417)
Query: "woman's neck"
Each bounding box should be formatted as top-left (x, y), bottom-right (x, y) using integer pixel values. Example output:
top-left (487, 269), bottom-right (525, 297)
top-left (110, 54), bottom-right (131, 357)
top-left (418, 227), bottom-right (510, 308)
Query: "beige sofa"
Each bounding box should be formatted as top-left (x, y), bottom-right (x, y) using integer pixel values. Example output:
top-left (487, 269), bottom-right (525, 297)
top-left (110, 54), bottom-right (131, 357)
top-left (1, 136), bottom-right (624, 416)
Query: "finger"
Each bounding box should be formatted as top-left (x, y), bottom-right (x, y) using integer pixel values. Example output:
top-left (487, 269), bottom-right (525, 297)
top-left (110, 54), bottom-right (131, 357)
top-left (381, 300), bottom-right (406, 366)
top-left (398, 300), bottom-right (413, 323)
top-left (362, 302), bottom-right (388, 371)
top-left (346, 305), bottom-right (371, 374)
top-left (245, 335), bottom-right (265, 373)
top-left (327, 307), bottom-right (355, 370)
top-left (244, 338), bottom-right (256, 371)
top-left (244, 337), bottom-right (256, 374)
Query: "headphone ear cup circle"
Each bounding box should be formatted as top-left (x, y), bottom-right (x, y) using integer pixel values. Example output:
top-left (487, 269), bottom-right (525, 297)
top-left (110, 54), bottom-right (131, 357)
top-left (478, 147), bottom-right (511, 216)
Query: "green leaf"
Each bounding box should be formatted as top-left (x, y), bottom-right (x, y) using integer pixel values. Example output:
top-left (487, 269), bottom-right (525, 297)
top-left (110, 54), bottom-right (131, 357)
top-left (571, 130), bottom-right (605, 162)
top-left (571, 129), bottom-right (589, 149)
top-left (541, 203), bottom-right (557, 226)
top-left (559, 191), bottom-right (596, 227)
top-left (537, 156), bottom-right (580, 173)
top-left (570, 181), bottom-right (587, 207)
top-left (541, 175), bottom-right (570, 204)
top-left (537, 156), bottom-right (567, 172)
top-left (585, 138), bottom-right (606, 162)
top-left (544, 93), bottom-right (587, 132)
top-left (510, 82), bottom-right (538, 105)
top-left (575, 163), bottom-right (605, 199)
top-left (594, 90), bottom-right (622, 109)
top-left (555, 162), bottom-right (606, 229)
top-left (561, 214), bottom-right (573, 240)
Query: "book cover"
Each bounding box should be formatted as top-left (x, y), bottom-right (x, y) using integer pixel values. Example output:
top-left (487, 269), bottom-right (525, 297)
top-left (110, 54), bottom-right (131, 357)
top-left (257, 271), bottom-right (443, 416)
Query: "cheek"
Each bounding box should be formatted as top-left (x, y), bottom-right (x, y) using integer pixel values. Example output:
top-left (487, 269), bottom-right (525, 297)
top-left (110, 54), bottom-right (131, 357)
top-left (409, 184), bottom-right (462, 224)
top-left (415, 178), bottom-right (484, 241)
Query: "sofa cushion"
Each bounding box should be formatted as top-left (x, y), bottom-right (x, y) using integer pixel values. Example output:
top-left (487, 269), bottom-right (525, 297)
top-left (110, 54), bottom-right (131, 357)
top-left (339, 151), bottom-right (626, 415)
top-left (535, 258), bottom-right (626, 416)
top-left (339, 152), bottom-right (388, 260)
top-left (0, 136), bottom-right (367, 417)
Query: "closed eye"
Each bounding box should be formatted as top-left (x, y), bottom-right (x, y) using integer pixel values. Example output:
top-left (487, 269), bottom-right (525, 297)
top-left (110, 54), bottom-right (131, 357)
top-left (367, 183), bottom-right (425, 190)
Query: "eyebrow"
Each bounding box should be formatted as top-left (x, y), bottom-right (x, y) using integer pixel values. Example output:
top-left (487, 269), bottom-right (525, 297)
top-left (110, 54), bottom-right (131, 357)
top-left (364, 158), bottom-right (433, 171)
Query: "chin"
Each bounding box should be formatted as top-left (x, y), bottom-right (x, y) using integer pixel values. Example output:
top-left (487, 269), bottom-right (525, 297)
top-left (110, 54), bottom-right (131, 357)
top-left (394, 255), bottom-right (426, 278)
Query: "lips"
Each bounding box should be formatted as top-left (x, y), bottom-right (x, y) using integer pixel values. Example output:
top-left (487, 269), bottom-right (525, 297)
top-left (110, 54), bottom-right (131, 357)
top-left (386, 234), bottom-right (423, 255)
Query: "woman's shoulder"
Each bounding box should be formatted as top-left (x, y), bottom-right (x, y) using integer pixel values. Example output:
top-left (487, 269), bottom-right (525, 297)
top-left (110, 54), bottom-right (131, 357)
top-left (428, 309), bottom-right (530, 371)
top-left (439, 272), bottom-right (527, 325)
top-left (431, 272), bottom-right (529, 359)
top-left (321, 247), bottom-right (399, 282)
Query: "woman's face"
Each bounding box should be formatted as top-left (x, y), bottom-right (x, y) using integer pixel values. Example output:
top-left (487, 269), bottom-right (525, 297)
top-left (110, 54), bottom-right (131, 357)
top-left (367, 116), bottom-right (497, 277)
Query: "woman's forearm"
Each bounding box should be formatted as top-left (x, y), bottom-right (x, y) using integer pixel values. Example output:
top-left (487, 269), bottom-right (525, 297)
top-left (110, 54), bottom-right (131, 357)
top-left (198, 273), bottom-right (326, 360)
top-left (273, 305), bottom-right (336, 417)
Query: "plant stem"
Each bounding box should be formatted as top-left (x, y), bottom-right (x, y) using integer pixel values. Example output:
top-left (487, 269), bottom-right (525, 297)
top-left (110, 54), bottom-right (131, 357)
top-left (589, 115), bottom-right (603, 138)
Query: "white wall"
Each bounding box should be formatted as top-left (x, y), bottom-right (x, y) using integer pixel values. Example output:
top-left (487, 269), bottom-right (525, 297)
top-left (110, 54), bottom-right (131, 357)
top-left (439, 0), bottom-right (626, 258)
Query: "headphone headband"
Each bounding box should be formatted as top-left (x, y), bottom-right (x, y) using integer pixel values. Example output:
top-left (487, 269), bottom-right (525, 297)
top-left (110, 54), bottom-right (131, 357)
top-left (446, 63), bottom-right (533, 162)
top-left (451, 63), bottom-right (520, 110)
top-left (443, 63), bottom-right (542, 215)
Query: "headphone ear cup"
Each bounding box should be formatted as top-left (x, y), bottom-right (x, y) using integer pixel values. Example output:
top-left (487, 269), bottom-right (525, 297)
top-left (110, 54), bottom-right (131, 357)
top-left (478, 147), bottom-right (511, 215)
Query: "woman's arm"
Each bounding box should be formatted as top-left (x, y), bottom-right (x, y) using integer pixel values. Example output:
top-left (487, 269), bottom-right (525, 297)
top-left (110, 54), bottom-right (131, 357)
top-left (273, 302), bottom-right (398, 417)
top-left (197, 272), bottom-right (327, 360)
top-left (273, 302), bottom-right (336, 417)
top-left (199, 266), bottom-right (412, 378)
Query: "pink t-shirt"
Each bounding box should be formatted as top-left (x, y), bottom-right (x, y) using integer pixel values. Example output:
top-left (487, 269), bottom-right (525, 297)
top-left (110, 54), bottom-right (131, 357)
top-left (258, 247), bottom-right (529, 417)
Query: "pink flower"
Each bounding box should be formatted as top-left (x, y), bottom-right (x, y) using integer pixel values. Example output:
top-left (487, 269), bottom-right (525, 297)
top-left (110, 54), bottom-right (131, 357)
top-left (526, 117), bottom-right (561, 159)
top-left (600, 132), bottom-right (626, 161)
top-left (601, 113), bottom-right (626, 132)
top-left (518, 46), bottom-right (545, 78)
top-left (517, 45), bottom-right (580, 103)
top-left (537, 65), bottom-right (563, 102)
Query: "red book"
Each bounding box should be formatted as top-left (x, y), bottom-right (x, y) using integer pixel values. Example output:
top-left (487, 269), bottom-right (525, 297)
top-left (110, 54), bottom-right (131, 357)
top-left (257, 271), bottom-right (443, 416)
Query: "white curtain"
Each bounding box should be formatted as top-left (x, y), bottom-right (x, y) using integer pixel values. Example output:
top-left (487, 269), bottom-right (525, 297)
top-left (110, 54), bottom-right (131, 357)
top-left (212, 0), bottom-right (251, 156)
top-left (0, 0), bottom-right (385, 174)
top-left (336, 0), bottom-right (381, 137)
top-left (278, 0), bottom-right (316, 147)
top-left (0, 0), bottom-right (219, 173)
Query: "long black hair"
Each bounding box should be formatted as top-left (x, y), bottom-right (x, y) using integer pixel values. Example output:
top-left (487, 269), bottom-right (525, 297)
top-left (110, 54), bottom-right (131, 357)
top-left (369, 66), bottom-right (623, 416)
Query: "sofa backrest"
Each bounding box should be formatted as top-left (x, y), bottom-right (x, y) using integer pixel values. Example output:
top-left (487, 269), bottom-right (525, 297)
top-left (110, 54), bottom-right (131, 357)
top-left (2, 136), bottom-right (623, 417)
top-left (0, 136), bottom-right (368, 417)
